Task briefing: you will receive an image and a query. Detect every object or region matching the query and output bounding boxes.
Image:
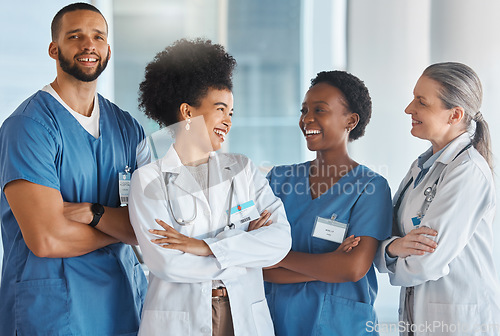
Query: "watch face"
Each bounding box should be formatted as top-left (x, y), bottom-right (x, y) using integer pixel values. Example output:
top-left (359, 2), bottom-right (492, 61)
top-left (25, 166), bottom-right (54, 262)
top-left (91, 203), bottom-right (105, 216)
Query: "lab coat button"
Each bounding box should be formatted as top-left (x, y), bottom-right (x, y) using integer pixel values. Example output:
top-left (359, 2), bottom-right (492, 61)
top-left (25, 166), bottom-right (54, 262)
top-left (201, 288), bottom-right (208, 294)
top-left (201, 326), bottom-right (211, 334)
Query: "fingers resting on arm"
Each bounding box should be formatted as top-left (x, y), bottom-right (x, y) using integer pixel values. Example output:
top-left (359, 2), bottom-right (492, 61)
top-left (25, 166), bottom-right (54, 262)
top-left (63, 202), bottom-right (137, 245)
top-left (248, 210), bottom-right (272, 231)
top-left (63, 202), bottom-right (93, 224)
top-left (5, 180), bottom-right (117, 258)
top-left (336, 235), bottom-right (360, 253)
top-left (386, 226), bottom-right (438, 258)
top-left (149, 219), bottom-right (213, 257)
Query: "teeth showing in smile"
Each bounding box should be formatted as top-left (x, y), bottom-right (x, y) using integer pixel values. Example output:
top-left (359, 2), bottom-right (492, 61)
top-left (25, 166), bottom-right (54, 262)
top-left (304, 129), bottom-right (321, 136)
top-left (78, 58), bottom-right (97, 62)
top-left (412, 120), bottom-right (422, 125)
top-left (214, 129), bottom-right (227, 139)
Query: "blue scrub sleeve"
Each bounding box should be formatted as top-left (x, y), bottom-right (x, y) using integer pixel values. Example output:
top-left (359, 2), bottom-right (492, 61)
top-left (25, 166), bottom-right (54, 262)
top-left (266, 165), bottom-right (287, 196)
top-left (349, 175), bottom-right (392, 240)
top-left (265, 167), bottom-right (274, 186)
top-left (0, 116), bottom-right (60, 191)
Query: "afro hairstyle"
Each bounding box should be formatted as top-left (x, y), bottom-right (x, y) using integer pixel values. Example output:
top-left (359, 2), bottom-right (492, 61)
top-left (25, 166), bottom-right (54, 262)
top-left (139, 38), bottom-right (236, 127)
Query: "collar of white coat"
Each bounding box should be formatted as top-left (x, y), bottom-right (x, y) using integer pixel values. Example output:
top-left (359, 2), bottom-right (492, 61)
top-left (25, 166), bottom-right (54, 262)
top-left (158, 144), bottom-right (239, 203)
top-left (433, 132), bottom-right (472, 165)
top-left (159, 144), bottom-right (238, 175)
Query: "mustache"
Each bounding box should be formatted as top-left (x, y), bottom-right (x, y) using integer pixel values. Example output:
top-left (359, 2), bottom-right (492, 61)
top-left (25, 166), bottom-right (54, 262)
top-left (75, 52), bottom-right (101, 60)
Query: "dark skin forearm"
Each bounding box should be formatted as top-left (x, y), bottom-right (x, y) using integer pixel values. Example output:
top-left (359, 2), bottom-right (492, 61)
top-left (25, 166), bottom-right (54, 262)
top-left (5, 180), bottom-right (118, 258)
top-left (264, 267), bottom-right (317, 284)
top-left (63, 202), bottom-right (137, 245)
top-left (266, 236), bottom-right (378, 283)
top-left (90, 205), bottom-right (137, 245)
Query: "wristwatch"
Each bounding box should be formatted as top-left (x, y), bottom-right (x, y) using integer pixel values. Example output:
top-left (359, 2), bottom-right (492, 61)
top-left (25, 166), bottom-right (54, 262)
top-left (89, 203), bottom-right (105, 227)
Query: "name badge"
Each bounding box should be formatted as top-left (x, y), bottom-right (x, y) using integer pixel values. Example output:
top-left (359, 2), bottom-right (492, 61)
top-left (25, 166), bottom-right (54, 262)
top-left (118, 166), bottom-right (131, 206)
top-left (227, 200), bottom-right (260, 227)
top-left (312, 215), bottom-right (349, 244)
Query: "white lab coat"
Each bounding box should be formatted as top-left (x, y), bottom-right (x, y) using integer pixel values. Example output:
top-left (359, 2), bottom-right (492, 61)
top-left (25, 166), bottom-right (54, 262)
top-left (375, 133), bottom-right (500, 336)
top-left (129, 145), bottom-right (291, 336)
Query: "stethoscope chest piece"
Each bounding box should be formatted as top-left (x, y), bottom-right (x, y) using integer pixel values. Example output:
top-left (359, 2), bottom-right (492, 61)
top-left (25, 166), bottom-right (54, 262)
top-left (423, 185), bottom-right (436, 203)
top-left (424, 186), bottom-right (433, 196)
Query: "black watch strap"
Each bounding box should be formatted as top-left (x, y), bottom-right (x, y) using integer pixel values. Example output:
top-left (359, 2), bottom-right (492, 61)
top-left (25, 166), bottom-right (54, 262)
top-left (89, 203), bottom-right (105, 227)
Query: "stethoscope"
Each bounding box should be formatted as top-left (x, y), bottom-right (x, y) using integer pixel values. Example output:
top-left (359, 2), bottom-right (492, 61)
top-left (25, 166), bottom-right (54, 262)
top-left (164, 173), bottom-right (197, 225)
top-left (416, 177), bottom-right (438, 221)
top-left (393, 143), bottom-right (472, 234)
top-left (159, 162), bottom-right (236, 229)
top-left (393, 176), bottom-right (437, 229)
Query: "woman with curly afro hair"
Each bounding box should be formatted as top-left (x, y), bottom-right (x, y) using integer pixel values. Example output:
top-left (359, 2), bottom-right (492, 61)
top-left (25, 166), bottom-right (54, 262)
top-left (128, 38), bottom-right (292, 336)
top-left (264, 71), bottom-right (393, 335)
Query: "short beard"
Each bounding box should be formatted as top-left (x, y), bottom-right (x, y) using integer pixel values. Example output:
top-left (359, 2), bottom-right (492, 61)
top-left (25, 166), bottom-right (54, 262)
top-left (58, 47), bottom-right (109, 82)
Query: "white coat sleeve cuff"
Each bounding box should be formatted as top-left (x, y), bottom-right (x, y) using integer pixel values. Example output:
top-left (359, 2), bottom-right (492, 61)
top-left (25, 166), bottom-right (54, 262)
top-left (204, 229), bottom-right (245, 269)
top-left (374, 236), bottom-right (399, 273)
top-left (385, 250), bottom-right (398, 267)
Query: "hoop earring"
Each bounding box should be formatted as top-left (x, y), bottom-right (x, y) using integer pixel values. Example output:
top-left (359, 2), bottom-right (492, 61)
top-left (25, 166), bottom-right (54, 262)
top-left (185, 118), bottom-right (191, 131)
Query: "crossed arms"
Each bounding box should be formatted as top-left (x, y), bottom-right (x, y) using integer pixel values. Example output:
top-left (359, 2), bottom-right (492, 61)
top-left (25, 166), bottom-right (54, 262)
top-left (4, 180), bottom-right (136, 258)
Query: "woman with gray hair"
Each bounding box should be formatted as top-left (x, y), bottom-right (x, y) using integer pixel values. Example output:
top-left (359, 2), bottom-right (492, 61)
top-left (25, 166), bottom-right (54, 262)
top-left (375, 62), bottom-right (500, 335)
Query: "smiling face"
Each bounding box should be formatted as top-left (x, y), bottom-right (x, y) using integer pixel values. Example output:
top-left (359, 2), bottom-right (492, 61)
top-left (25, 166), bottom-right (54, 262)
top-left (49, 10), bottom-right (110, 82)
top-left (187, 88), bottom-right (234, 152)
top-left (299, 82), bottom-right (357, 153)
top-left (405, 75), bottom-right (458, 150)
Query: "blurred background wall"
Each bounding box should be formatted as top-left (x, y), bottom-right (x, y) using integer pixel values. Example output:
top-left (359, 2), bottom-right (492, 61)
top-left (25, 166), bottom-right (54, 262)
top-left (2, 1), bottom-right (500, 333)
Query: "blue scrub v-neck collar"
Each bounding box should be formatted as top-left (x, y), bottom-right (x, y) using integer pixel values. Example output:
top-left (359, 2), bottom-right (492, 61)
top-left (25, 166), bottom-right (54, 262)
top-left (305, 161), bottom-right (362, 201)
top-left (41, 90), bottom-right (103, 142)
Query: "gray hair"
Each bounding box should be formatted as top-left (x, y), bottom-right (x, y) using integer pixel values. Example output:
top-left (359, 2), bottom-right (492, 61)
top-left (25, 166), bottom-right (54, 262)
top-left (423, 62), bottom-right (492, 169)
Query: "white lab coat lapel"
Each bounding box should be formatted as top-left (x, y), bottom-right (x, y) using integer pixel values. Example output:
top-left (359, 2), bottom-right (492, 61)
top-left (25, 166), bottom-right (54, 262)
top-left (159, 146), bottom-right (240, 234)
top-left (160, 145), bottom-right (208, 204)
top-left (434, 132), bottom-right (471, 165)
top-left (398, 133), bottom-right (473, 235)
top-left (208, 152), bottom-right (239, 228)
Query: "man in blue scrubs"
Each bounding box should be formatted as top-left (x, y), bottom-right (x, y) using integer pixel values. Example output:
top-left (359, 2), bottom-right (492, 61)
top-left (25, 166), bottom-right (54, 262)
top-left (0, 3), bottom-right (149, 335)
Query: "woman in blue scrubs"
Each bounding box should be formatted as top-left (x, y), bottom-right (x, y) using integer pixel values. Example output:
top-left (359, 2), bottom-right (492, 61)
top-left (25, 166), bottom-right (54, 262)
top-left (264, 71), bottom-right (393, 336)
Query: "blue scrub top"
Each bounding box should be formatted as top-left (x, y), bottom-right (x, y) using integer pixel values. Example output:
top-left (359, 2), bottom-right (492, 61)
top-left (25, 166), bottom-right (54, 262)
top-left (0, 91), bottom-right (148, 335)
top-left (265, 162), bottom-right (392, 336)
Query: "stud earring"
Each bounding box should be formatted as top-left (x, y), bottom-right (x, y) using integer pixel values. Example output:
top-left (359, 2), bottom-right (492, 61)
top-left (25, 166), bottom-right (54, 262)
top-left (185, 118), bottom-right (191, 131)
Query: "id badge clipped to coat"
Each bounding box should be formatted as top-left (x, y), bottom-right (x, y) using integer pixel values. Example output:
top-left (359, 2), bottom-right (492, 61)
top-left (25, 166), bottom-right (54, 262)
top-left (312, 214), bottom-right (349, 244)
top-left (226, 200), bottom-right (260, 229)
top-left (118, 166), bottom-right (131, 207)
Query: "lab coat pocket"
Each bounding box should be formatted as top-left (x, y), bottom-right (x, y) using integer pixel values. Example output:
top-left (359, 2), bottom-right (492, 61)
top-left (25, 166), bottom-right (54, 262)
top-left (15, 278), bottom-right (71, 335)
top-left (139, 310), bottom-right (190, 336)
top-left (426, 303), bottom-right (479, 335)
top-left (318, 294), bottom-right (377, 336)
top-left (251, 299), bottom-right (274, 336)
